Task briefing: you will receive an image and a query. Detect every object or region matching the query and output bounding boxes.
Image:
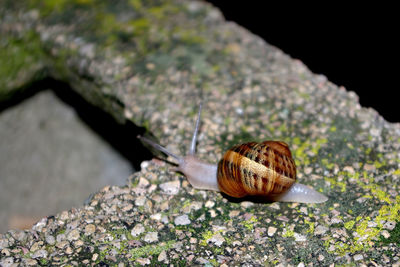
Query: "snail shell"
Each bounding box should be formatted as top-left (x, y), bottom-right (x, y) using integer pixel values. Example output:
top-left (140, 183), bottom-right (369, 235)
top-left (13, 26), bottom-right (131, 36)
top-left (217, 141), bottom-right (296, 198)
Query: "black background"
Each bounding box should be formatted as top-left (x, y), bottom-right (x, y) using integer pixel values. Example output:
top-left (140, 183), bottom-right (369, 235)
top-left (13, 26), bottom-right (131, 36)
top-left (206, 2), bottom-right (399, 123)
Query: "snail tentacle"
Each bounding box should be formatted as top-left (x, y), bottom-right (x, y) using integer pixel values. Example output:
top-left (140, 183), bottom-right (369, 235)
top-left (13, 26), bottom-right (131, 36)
top-left (189, 102), bottom-right (202, 156)
top-left (138, 135), bottom-right (183, 162)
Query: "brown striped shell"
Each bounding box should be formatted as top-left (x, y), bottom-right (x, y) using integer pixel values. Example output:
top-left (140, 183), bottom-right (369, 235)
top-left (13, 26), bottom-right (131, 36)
top-left (217, 141), bottom-right (297, 198)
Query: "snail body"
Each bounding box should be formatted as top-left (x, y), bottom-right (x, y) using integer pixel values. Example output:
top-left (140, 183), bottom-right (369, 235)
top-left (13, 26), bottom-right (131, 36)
top-left (139, 104), bottom-right (327, 203)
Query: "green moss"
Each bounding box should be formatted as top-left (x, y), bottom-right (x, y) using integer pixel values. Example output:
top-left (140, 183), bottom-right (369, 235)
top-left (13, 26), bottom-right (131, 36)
top-left (241, 216), bottom-right (258, 231)
top-left (129, 240), bottom-right (175, 259)
top-left (304, 219), bottom-right (315, 234)
top-left (0, 31), bottom-right (46, 100)
top-left (344, 220), bottom-right (355, 230)
top-left (324, 172), bottom-right (400, 255)
top-left (325, 176), bottom-right (347, 192)
top-left (282, 228), bottom-right (294, 238)
top-left (200, 230), bottom-right (224, 246)
top-left (379, 222), bottom-right (400, 245)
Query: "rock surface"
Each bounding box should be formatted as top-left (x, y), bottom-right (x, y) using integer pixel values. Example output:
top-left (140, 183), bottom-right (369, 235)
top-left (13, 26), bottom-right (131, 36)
top-left (1, 0), bottom-right (399, 266)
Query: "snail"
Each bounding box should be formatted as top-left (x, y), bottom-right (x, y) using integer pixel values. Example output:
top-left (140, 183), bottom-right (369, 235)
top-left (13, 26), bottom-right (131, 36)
top-left (138, 104), bottom-right (328, 203)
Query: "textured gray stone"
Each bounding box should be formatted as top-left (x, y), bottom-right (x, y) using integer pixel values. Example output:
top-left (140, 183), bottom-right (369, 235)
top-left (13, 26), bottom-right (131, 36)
top-left (0, 0), bottom-right (399, 265)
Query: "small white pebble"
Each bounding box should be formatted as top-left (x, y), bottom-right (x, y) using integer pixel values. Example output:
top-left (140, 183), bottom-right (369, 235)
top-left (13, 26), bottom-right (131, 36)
top-left (140, 161), bottom-right (150, 170)
top-left (354, 254), bottom-right (364, 261)
top-left (299, 207), bottom-right (308, 215)
top-left (268, 203), bottom-right (280, 210)
top-left (208, 233), bottom-right (225, 246)
top-left (135, 196), bottom-right (147, 206)
top-left (137, 177), bottom-right (150, 187)
top-left (205, 200), bottom-right (215, 208)
top-left (150, 213), bottom-right (162, 221)
top-left (209, 209), bottom-right (217, 218)
top-left (131, 224), bottom-right (145, 237)
top-left (381, 230), bottom-right (390, 239)
top-left (294, 233), bottom-right (307, 242)
top-left (32, 249), bottom-right (48, 259)
top-left (174, 215), bottom-right (191, 226)
top-left (67, 229), bottom-right (80, 241)
top-left (314, 225), bottom-right (328, 235)
top-left (136, 257), bottom-right (151, 265)
top-left (267, 226), bottom-right (277, 237)
top-left (159, 180), bottom-right (180, 195)
top-left (240, 201), bottom-right (254, 208)
top-left (158, 250), bottom-right (167, 262)
top-left (143, 232), bottom-right (158, 243)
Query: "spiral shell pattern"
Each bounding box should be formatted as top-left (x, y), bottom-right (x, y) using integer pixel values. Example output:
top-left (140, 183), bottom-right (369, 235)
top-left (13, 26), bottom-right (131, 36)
top-left (217, 141), bottom-right (297, 198)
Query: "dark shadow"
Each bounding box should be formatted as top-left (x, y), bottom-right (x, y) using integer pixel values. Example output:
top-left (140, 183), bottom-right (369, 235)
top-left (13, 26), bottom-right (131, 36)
top-left (220, 192), bottom-right (274, 204)
top-left (0, 77), bottom-right (154, 171)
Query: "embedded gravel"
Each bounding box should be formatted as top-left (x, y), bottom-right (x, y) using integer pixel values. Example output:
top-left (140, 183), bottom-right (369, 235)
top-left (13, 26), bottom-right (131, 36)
top-left (1, 0), bottom-right (400, 266)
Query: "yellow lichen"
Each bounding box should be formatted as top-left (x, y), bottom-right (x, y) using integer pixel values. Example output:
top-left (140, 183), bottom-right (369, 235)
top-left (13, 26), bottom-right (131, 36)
top-left (324, 171), bottom-right (400, 255)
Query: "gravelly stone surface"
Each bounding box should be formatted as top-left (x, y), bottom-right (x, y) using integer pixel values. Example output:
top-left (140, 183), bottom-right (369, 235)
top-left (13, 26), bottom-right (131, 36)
top-left (1, 0), bottom-right (400, 266)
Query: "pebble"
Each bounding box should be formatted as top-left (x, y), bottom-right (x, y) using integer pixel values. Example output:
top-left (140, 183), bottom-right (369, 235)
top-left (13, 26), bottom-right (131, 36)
top-left (135, 196), bottom-right (147, 206)
top-left (294, 233), bottom-right (307, 242)
top-left (229, 210), bottom-right (240, 218)
top-left (60, 211), bottom-right (69, 220)
top-left (45, 235), bottom-right (55, 245)
top-left (158, 250), bottom-right (167, 262)
top-left (267, 226), bottom-right (277, 237)
top-left (269, 203), bottom-right (280, 210)
top-left (74, 240), bottom-right (84, 247)
top-left (381, 230), bottom-right (390, 239)
top-left (354, 254), bottom-right (364, 261)
top-left (209, 209), bottom-right (217, 218)
top-left (208, 232), bottom-right (225, 246)
top-left (240, 201), bottom-right (254, 208)
top-left (56, 241), bottom-right (69, 249)
top-left (32, 249), bottom-right (48, 259)
top-left (205, 200), bottom-right (215, 208)
top-left (159, 180), bottom-right (180, 195)
top-left (299, 207), bottom-right (308, 215)
top-left (138, 177), bottom-right (150, 187)
top-left (131, 224), bottom-right (145, 237)
top-left (174, 215), bottom-right (191, 225)
top-left (136, 257), bottom-right (150, 265)
top-left (67, 229), bottom-right (80, 241)
top-left (150, 213), bottom-right (162, 221)
top-left (11, 230), bottom-right (27, 242)
top-left (0, 257), bottom-right (14, 267)
top-left (23, 259), bottom-right (38, 266)
top-left (384, 221), bottom-right (396, 230)
top-left (85, 224), bottom-right (96, 235)
top-left (65, 246), bottom-right (73, 255)
top-left (143, 232), bottom-right (158, 243)
top-left (140, 161), bottom-right (150, 170)
top-left (2, 248), bottom-right (10, 256)
top-left (0, 238), bottom-right (9, 249)
top-left (314, 225), bottom-right (328, 235)
top-left (30, 242), bottom-right (41, 252)
top-left (122, 203), bottom-right (133, 212)
top-left (92, 253), bottom-right (99, 261)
